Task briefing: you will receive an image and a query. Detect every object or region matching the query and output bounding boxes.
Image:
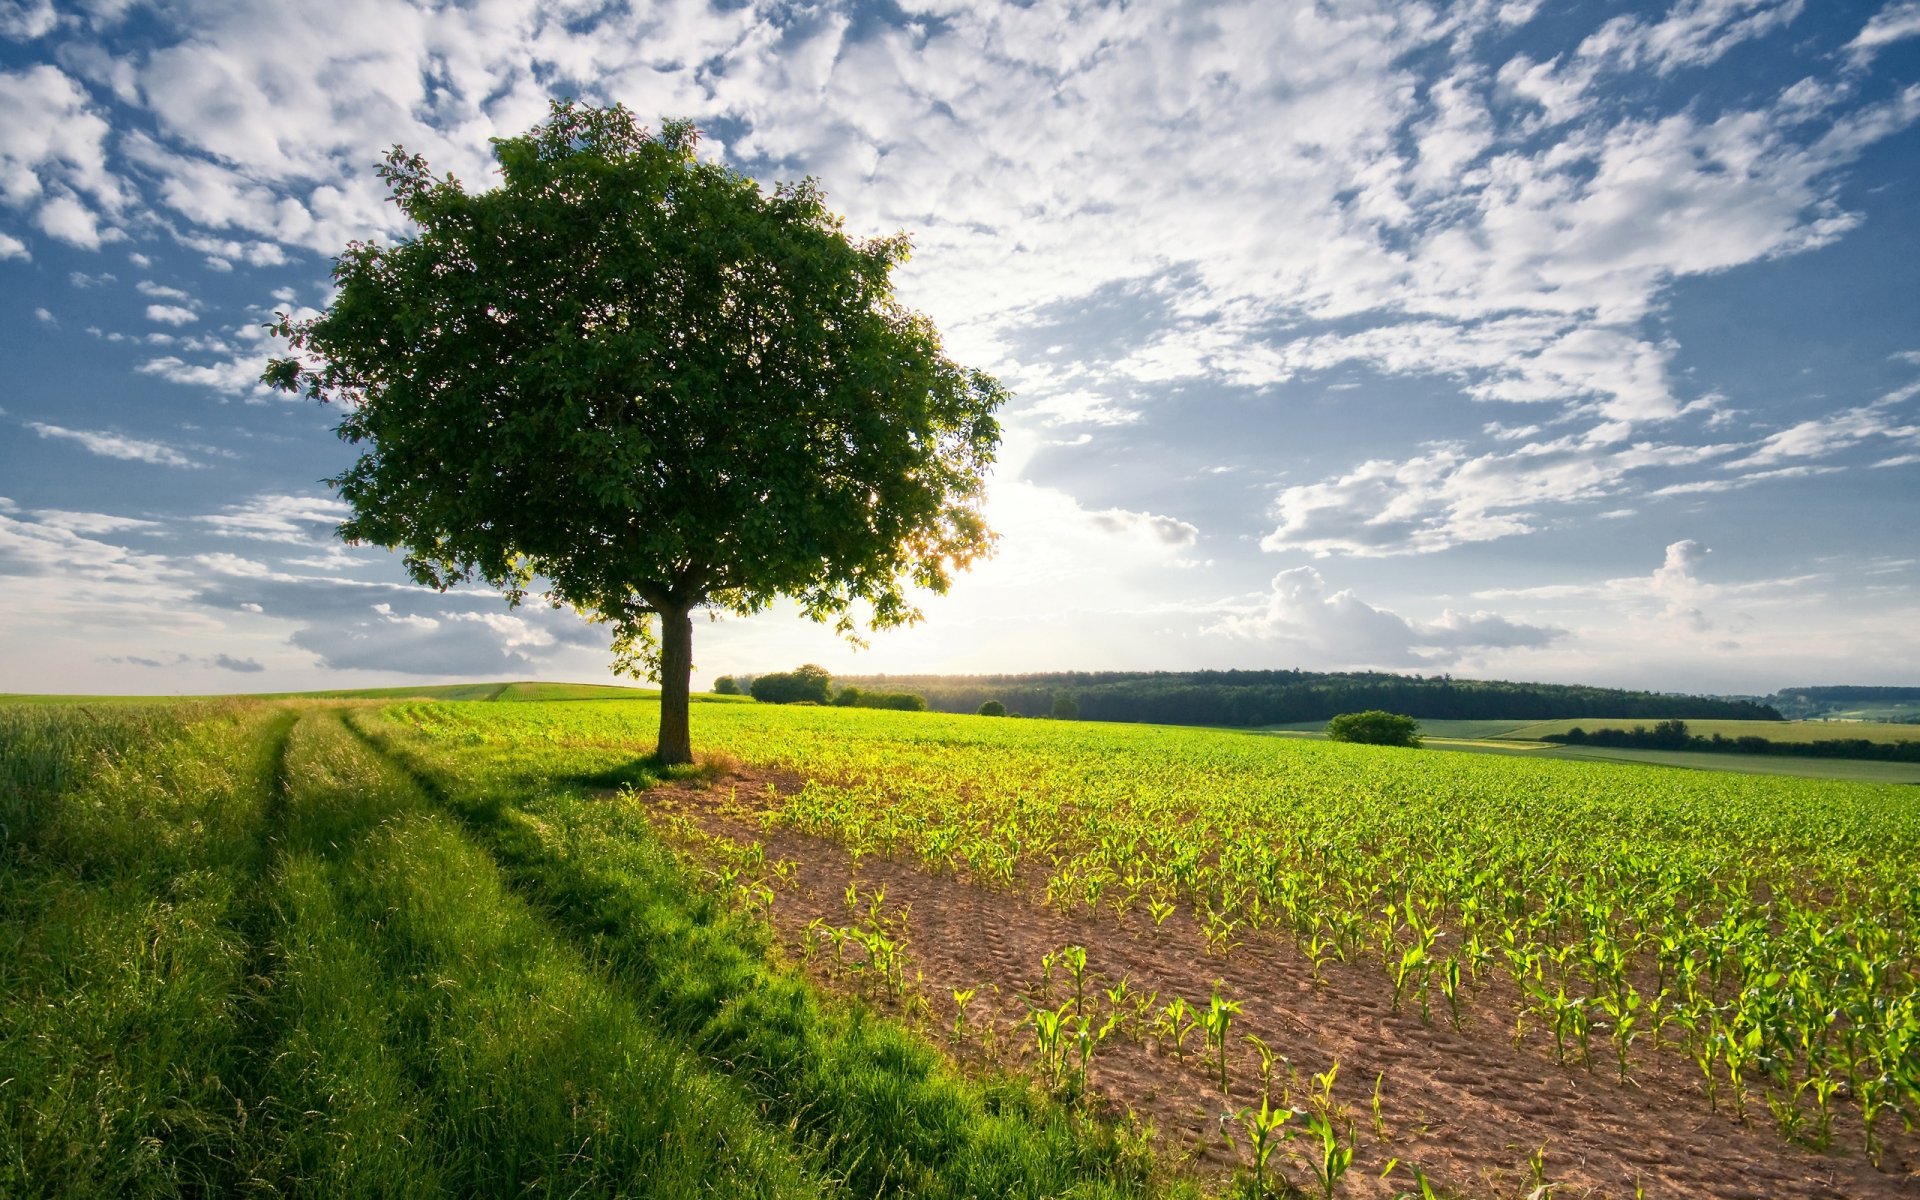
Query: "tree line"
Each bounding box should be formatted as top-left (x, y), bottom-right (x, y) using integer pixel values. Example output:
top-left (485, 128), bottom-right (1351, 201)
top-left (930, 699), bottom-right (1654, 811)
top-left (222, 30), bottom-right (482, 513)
top-left (830, 670), bottom-right (1783, 728)
top-left (716, 667), bottom-right (927, 712)
top-left (1550, 721), bottom-right (1920, 764)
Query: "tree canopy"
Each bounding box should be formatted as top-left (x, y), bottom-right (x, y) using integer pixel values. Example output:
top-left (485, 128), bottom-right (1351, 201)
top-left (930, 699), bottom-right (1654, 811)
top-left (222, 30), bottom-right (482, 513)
top-left (265, 101), bottom-right (1006, 762)
top-left (1325, 710), bottom-right (1422, 748)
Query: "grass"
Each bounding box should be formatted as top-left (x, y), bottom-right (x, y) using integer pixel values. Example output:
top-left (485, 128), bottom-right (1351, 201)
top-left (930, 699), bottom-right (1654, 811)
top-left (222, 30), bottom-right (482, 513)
top-left (1, 697), bottom-right (1185, 1199)
top-left (0, 701), bottom-right (289, 1195)
top-left (246, 710), bottom-right (824, 1197)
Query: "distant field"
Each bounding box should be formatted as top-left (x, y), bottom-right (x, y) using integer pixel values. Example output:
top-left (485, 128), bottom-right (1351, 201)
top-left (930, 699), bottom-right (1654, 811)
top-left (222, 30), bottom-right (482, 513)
top-left (1443, 740), bottom-right (1920, 783)
top-left (1505, 717), bottom-right (1920, 744)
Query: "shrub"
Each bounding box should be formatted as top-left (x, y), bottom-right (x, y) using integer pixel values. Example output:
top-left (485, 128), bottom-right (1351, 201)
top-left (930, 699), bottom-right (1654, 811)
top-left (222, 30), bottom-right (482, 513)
top-left (750, 665), bottom-right (833, 705)
top-left (978, 700), bottom-right (1006, 717)
top-left (712, 676), bottom-right (740, 695)
top-left (1325, 710), bottom-right (1421, 748)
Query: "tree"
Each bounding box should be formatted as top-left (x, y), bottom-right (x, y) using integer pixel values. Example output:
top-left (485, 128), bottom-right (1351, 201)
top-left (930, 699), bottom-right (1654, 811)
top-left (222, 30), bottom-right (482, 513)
top-left (751, 665), bottom-right (833, 706)
top-left (712, 676), bottom-right (741, 696)
top-left (265, 102), bottom-right (1006, 763)
top-left (1325, 710), bottom-right (1421, 748)
top-left (977, 700), bottom-right (1006, 717)
top-left (1051, 693), bottom-right (1079, 721)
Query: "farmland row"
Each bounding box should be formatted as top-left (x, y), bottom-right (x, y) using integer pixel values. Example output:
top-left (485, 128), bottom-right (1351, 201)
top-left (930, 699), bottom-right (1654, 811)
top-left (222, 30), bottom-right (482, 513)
top-left (384, 698), bottom-right (1920, 1171)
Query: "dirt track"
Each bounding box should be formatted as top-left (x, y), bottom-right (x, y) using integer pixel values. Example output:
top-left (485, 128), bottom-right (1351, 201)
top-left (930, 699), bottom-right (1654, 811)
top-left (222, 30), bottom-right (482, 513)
top-left (644, 768), bottom-right (1919, 1199)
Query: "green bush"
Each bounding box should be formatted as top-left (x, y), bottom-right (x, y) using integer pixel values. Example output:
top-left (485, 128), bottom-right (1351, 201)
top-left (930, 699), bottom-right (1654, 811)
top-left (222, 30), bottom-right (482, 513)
top-left (1325, 710), bottom-right (1421, 747)
top-left (978, 700), bottom-right (1006, 717)
top-left (750, 665), bottom-right (833, 705)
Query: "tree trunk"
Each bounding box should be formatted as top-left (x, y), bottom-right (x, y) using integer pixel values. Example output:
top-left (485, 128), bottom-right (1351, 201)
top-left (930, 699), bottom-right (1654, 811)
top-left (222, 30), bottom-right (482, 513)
top-left (656, 604), bottom-right (694, 765)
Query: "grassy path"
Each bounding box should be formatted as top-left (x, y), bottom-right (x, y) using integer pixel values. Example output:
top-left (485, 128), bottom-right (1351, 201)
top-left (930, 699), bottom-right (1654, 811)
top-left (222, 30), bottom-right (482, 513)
top-left (349, 707), bottom-right (1185, 1200)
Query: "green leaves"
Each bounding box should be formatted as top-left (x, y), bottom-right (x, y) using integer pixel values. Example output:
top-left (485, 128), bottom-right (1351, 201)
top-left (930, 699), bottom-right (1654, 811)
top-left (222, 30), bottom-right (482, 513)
top-left (263, 100), bottom-right (1005, 759)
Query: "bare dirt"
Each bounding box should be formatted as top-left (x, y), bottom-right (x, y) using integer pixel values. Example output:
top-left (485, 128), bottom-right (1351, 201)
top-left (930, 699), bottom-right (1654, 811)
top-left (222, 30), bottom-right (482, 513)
top-left (639, 767), bottom-right (1918, 1200)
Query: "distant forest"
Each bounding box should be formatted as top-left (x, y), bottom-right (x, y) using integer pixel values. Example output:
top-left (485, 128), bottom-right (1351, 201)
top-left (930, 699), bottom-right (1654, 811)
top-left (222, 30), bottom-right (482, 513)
top-left (1548, 721), bottom-right (1920, 764)
top-left (832, 670), bottom-right (1783, 727)
top-left (1769, 685), bottom-right (1920, 720)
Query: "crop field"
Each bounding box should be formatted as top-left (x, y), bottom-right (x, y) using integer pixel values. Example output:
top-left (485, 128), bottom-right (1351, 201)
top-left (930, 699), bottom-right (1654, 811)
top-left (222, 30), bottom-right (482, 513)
top-left (5, 695), bottom-right (1918, 1198)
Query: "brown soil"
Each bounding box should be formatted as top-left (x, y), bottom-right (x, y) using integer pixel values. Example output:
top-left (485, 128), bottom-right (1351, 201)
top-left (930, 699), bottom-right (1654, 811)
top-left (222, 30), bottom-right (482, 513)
top-left (639, 767), bottom-right (1918, 1200)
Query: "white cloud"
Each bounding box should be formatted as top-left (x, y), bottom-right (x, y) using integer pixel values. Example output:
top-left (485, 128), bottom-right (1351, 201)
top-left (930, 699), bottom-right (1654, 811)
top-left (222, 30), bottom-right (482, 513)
top-left (1730, 399), bottom-right (1920, 467)
top-left (1260, 430), bottom-right (1738, 556)
top-left (135, 279), bottom-right (192, 301)
top-left (34, 192), bottom-right (106, 248)
top-left (1086, 507), bottom-right (1199, 548)
top-left (144, 303), bottom-right (197, 325)
top-left (31, 509), bottom-right (158, 535)
top-left (27, 422), bottom-right (197, 467)
top-left (195, 492), bottom-right (349, 543)
top-left (447, 610), bottom-right (557, 649)
top-left (1580, 0), bottom-right (1805, 76)
top-left (138, 349), bottom-right (275, 398)
top-left (1209, 565), bottom-right (1564, 667)
top-left (0, 1), bottom-right (57, 40)
top-left (1848, 1), bottom-right (1920, 66)
top-left (0, 231), bottom-right (27, 260)
top-left (1648, 538), bottom-right (1714, 629)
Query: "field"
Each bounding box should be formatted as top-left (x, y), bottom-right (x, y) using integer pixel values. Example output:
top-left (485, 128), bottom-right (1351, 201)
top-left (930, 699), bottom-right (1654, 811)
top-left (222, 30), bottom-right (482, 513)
top-left (5, 695), bottom-right (1918, 1198)
top-left (1258, 718), bottom-right (1920, 783)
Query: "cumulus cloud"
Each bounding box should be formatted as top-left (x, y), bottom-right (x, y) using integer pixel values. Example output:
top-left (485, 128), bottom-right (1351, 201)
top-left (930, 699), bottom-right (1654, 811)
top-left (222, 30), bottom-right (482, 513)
top-left (28, 421), bottom-right (198, 467)
top-left (0, 231), bottom-right (27, 259)
top-left (144, 303), bottom-right (196, 325)
top-left (280, 595), bottom-right (595, 676)
top-left (1649, 538), bottom-right (1715, 629)
top-left (0, 65), bottom-right (123, 249)
top-left (1086, 507), bottom-right (1199, 548)
top-left (1209, 565), bottom-right (1564, 667)
top-left (213, 653), bottom-right (264, 673)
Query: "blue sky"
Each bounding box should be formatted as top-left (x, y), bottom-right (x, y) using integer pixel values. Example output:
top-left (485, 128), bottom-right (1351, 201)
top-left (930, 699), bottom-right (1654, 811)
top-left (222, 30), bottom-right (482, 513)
top-left (2, 0), bottom-right (1917, 696)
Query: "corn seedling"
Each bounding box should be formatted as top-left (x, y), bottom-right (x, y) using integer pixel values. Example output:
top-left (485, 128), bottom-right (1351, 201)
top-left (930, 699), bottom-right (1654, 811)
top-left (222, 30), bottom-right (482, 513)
top-left (1156, 996), bottom-right (1199, 1062)
top-left (1234, 1094), bottom-right (1297, 1199)
top-left (1203, 984), bottom-right (1242, 1094)
top-left (1061, 944), bottom-right (1091, 1016)
top-left (1244, 1033), bottom-right (1280, 1101)
top-left (1526, 1143), bottom-right (1551, 1200)
top-left (1306, 1109), bottom-right (1355, 1200)
top-left (952, 986), bottom-right (978, 1044)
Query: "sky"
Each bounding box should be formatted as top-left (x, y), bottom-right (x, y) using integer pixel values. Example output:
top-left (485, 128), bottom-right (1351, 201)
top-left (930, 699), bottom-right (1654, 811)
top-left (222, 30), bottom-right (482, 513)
top-left (2, 0), bottom-right (1917, 698)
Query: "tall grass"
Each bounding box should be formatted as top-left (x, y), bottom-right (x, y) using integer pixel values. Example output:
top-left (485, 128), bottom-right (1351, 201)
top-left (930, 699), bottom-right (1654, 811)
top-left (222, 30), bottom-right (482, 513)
top-left (0, 701), bottom-right (287, 1197)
